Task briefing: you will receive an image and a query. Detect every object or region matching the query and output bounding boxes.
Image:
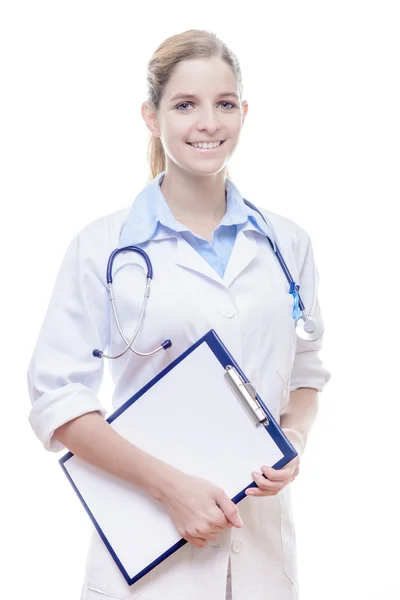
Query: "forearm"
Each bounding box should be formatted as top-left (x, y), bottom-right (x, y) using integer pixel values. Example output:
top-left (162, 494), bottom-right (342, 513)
top-left (279, 387), bottom-right (319, 454)
top-left (54, 411), bottom-right (177, 501)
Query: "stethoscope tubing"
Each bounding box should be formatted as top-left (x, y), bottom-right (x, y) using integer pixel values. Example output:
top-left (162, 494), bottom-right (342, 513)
top-left (93, 204), bottom-right (322, 359)
top-left (107, 246), bottom-right (153, 284)
top-left (266, 239), bottom-right (305, 313)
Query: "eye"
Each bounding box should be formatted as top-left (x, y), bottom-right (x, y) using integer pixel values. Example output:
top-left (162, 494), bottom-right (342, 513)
top-left (176, 102), bottom-right (192, 111)
top-left (175, 101), bottom-right (236, 111)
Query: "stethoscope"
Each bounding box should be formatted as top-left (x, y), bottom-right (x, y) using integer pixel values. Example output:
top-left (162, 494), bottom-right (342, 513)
top-left (93, 201), bottom-right (323, 360)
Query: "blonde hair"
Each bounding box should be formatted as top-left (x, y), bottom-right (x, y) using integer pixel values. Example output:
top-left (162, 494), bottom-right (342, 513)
top-left (145, 29), bottom-right (244, 183)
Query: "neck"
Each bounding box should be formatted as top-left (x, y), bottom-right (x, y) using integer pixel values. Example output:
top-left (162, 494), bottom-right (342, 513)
top-left (160, 164), bottom-right (227, 224)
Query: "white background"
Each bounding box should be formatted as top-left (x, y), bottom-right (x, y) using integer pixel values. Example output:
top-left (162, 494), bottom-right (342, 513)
top-left (1, 1), bottom-right (399, 598)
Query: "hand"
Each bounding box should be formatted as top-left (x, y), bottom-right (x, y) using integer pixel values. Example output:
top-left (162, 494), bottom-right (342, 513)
top-left (244, 428), bottom-right (302, 497)
top-left (160, 471), bottom-right (243, 548)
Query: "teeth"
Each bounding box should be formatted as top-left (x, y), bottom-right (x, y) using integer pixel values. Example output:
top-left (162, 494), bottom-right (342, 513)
top-left (190, 141), bottom-right (222, 149)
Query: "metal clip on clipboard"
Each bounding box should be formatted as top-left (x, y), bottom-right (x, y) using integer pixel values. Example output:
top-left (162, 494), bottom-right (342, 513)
top-left (224, 365), bottom-right (269, 427)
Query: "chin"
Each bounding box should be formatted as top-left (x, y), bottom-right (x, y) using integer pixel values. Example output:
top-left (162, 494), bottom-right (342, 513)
top-left (181, 157), bottom-right (229, 175)
top-left (188, 165), bottom-right (227, 178)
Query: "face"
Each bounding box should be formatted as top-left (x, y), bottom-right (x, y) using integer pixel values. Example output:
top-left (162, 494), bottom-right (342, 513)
top-left (142, 57), bottom-right (248, 177)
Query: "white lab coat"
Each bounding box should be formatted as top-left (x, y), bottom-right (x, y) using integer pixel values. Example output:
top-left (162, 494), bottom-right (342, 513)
top-left (27, 203), bottom-right (330, 600)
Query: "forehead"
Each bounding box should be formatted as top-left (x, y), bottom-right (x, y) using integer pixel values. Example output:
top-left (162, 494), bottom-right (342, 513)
top-left (163, 57), bottom-right (238, 99)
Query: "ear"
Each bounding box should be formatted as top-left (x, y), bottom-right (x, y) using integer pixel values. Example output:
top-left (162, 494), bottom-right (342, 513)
top-left (141, 102), bottom-right (161, 137)
top-left (241, 100), bottom-right (249, 125)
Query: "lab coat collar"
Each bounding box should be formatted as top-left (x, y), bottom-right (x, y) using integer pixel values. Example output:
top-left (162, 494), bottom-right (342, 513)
top-left (118, 171), bottom-right (276, 250)
top-left (173, 223), bottom-right (259, 287)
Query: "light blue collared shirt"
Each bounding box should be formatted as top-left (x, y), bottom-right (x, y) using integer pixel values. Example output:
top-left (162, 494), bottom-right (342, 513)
top-left (119, 172), bottom-right (276, 279)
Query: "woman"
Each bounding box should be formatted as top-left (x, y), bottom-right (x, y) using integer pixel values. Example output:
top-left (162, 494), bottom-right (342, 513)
top-left (27, 29), bottom-right (331, 600)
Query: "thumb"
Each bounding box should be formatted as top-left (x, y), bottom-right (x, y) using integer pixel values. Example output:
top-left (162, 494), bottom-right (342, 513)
top-left (215, 491), bottom-right (243, 528)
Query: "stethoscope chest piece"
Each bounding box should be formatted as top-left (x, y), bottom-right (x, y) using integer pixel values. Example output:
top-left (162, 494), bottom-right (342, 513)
top-left (295, 315), bottom-right (323, 342)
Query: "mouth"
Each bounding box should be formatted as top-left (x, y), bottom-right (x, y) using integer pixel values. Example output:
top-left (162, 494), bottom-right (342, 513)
top-left (186, 140), bottom-right (226, 152)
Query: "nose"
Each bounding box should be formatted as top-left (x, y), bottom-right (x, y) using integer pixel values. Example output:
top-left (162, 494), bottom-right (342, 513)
top-left (195, 106), bottom-right (222, 134)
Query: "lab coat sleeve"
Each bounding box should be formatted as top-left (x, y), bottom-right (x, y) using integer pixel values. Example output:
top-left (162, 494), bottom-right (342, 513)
top-left (289, 231), bottom-right (331, 392)
top-left (27, 228), bottom-right (110, 452)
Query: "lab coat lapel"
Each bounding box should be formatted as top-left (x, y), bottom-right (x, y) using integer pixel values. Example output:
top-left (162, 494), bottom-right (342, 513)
top-left (175, 224), bottom-right (257, 287)
top-left (223, 230), bottom-right (258, 288)
top-left (174, 237), bottom-right (223, 285)
top-left (174, 230), bottom-right (258, 288)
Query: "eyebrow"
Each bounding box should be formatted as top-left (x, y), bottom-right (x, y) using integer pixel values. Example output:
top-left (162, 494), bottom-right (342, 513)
top-left (169, 92), bottom-right (239, 102)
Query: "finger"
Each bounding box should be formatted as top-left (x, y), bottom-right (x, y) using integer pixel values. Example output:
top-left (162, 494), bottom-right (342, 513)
top-left (195, 529), bottom-right (220, 541)
top-left (260, 465), bottom-right (296, 482)
top-left (210, 521), bottom-right (233, 530)
top-left (245, 487), bottom-right (276, 497)
top-left (207, 525), bottom-right (226, 534)
top-left (214, 489), bottom-right (243, 528)
top-left (185, 535), bottom-right (207, 548)
top-left (192, 523), bottom-right (225, 540)
top-left (251, 471), bottom-right (285, 492)
top-left (209, 507), bottom-right (234, 529)
top-left (187, 530), bottom-right (220, 545)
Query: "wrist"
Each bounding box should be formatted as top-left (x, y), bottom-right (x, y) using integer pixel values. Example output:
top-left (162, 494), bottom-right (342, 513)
top-left (144, 460), bottom-right (181, 503)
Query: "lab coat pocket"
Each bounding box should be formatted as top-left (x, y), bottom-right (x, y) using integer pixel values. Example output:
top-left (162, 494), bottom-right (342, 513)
top-left (279, 487), bottom-right (298, 586)
top-left (84, 528), bottom-right (153, 600)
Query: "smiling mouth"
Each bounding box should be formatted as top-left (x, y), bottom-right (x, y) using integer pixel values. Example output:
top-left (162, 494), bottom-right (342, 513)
top-left (186, 140), bottom-right (226, 149)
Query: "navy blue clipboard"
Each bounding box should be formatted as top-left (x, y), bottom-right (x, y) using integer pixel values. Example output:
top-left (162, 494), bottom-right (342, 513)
top-left (59, 329), bottom-right (297, 586)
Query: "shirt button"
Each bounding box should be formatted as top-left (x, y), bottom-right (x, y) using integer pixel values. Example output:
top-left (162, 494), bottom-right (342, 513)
top-left (231, 540), bottom-right (243, 553)
top-left (220, 305), bottom-right (235, 318)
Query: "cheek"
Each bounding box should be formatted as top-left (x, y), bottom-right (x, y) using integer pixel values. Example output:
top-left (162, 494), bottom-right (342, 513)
top-left (161, 136), bottom-right (190, 165)
top-left (223, 122), bottom-right (242, 149)
top-left (161, 117), bottom-right (190, 146)
top-left (226, 137), bottom-right (240, 154)
top-left (226, 111), bottom-right (243, 129)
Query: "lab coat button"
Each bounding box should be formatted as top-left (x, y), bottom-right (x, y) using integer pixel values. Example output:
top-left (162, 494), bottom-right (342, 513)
top-left (231, 540), bottom-right (243, 553)
top-left (220, 305), bottom-right (235, 318)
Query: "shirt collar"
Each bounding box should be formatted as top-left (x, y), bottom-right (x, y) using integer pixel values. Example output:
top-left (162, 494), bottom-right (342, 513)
top-left (119, 171), bottom-right (276, 250)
